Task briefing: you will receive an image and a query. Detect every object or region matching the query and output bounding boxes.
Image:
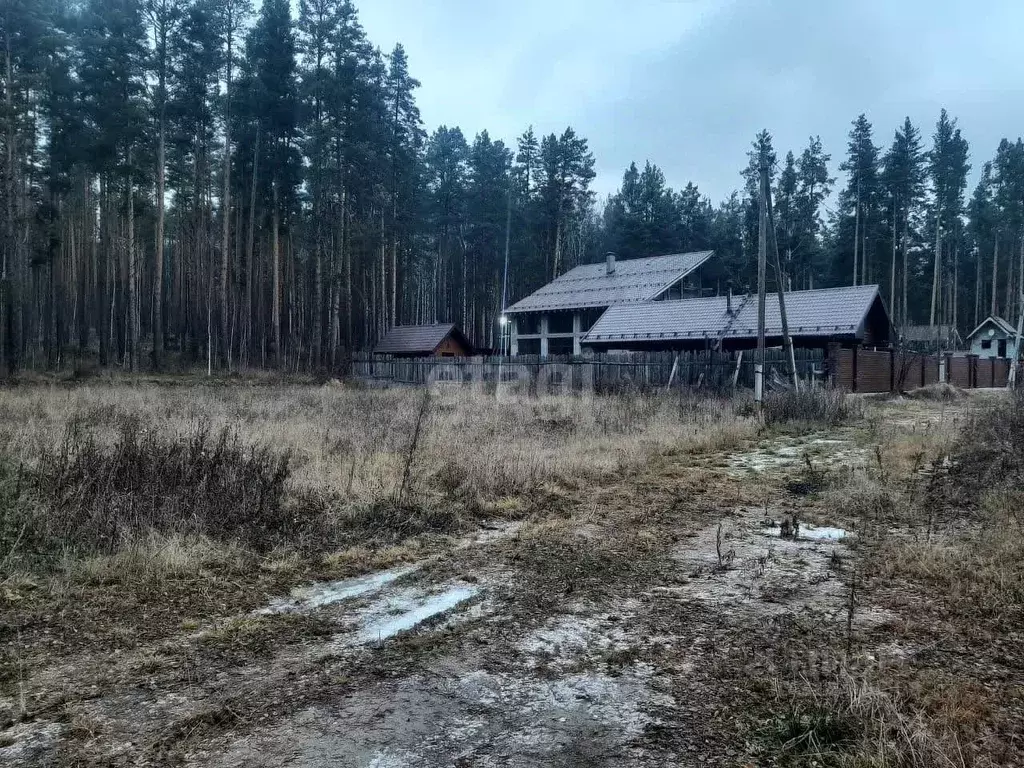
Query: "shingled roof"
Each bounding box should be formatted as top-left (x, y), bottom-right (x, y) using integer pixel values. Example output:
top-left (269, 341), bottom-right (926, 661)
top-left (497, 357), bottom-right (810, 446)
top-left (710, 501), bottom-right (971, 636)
top-left (583, 285), bottom-right (887, 344)
top-left (505, 251), bottom-right (713, 314)
top-left (373, 323), bottom-right (470, 355)
top-left (966, 315), bottom-right (1016, 339)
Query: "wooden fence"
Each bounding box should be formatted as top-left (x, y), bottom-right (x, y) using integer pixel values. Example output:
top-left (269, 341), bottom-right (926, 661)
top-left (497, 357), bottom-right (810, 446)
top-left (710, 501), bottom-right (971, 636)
top-left (350, 347), bottom-right (1018, 395)
top-left (349, 349), bottom-right (827, 394)
top-left (830, 345), bottom-right (1016, 393)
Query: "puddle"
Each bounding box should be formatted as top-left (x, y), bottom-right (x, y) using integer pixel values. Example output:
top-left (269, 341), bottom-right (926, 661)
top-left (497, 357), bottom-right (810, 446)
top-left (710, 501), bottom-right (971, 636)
top-left (261, 566), bottom-right (418, 614)
top-left (354, 585), bottom-right (481, 644)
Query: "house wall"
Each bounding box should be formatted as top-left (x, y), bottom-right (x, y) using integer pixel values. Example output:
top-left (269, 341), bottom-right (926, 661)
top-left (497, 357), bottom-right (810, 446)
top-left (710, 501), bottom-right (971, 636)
top-left (435, 336), bottom-right (470, 357)
top-left (970, 331), bottom-right (1011, 358)
top-left (511, 310), bottom-right (598, 358)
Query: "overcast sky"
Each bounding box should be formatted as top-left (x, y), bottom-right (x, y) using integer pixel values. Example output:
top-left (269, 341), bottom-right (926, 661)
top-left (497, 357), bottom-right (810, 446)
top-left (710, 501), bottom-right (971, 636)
top-left (355, 0), bottom-right (1024, 204)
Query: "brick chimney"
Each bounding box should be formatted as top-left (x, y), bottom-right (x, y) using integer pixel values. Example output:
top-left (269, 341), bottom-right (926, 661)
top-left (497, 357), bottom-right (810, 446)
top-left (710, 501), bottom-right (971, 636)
top-left (606, 252), bottom-right (616, 275)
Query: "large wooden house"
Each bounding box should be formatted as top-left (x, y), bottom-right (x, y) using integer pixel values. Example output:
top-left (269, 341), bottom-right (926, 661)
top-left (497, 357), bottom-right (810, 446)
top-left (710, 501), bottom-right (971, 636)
top-left (504, 251), bottom-right (713, 356)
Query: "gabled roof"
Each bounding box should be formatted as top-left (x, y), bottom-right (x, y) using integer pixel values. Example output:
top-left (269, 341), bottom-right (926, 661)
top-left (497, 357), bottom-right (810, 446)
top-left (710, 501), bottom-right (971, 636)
top-left (901, 324), bottom-right (960, 343)
top-left (966, 315), bottom-right (1016, 340)
top-left (373, 323), bottom-right (470, 355)
top-left (505, 251), bottom-right (713, 314)
top-left (583, 285), bottom-right (886, 344)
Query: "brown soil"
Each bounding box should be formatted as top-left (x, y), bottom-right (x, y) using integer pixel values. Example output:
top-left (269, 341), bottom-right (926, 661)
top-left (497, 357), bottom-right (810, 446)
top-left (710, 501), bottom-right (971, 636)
top-left (1, 395), bottom-right (1016, 767)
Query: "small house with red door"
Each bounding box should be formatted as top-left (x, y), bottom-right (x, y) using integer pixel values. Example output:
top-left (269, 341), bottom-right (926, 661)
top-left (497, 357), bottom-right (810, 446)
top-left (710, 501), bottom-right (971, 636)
top-left (373, 323), bottom-right (473, 358)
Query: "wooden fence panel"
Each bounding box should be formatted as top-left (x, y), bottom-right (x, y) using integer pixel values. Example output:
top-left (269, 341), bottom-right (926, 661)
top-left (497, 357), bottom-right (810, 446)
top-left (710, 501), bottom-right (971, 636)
top-left (348, 349), bottom-right (825, 394)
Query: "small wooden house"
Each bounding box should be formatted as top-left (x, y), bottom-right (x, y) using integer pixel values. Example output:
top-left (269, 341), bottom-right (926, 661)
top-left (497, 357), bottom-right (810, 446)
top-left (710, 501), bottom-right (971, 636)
top-left (966, 316), bottom-right (1017, 359)
top-left (373, 323), bottom-right (472, 358)
top-left (901, 324), bottom-right (963, 352)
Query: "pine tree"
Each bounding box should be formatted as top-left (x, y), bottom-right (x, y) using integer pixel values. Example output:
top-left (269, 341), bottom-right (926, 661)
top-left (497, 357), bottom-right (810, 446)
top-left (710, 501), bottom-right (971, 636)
top-left (383, 43), bottom-right (424, 332)
top-left (793, 136), bottom-right (833, 289)
top-left (993, 139), bottom-right (1024, 324)
top-left (79, 0), bottom-right (150, 369)
top-left (465, 131), bottom-right (512, 344)
top-left (424, 125), bottom-right (468, 324)
top-left (538, 127), bottom-right (595, 278)
top-left (968, 162), bottom-right (996, 324)
top-left (837, 115), bottom-right (880, 288)
top-left (245, 0), bottom-right (298, 365)
top-left (928, 109), bottom-right (970, 326)
top-left (881, 117), bottom-right (926, 325)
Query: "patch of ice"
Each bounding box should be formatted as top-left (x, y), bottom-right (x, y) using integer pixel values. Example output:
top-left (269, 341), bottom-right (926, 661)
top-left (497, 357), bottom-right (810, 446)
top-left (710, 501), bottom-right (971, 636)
top-left (0, 721), bottom-right (63, 765)
top-left (766, 523), bottom-right (850, 541)
top-left (726, 436), bottom-right (865, 476)
top-left (801, 525), bottom-right (849, 541)
top-left (356, 585), bottom-right (480, 643)
top-left (261, 565), bottom-right (418, 614)
top-left (518, 611), bottom-right (632, 668)
top-left (366, 749), bottom-right (416, 767)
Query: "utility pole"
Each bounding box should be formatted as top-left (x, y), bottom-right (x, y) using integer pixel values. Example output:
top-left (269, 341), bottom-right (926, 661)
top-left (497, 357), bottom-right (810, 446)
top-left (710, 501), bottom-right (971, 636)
top-left (755, 159), bottom-right (768, 405)
top-left (763, 164), bottom-right (799, 391)
top-left (500, 178), bottom-right (512, 356)
top-left (1009, 291), bottom-right (1024, 389)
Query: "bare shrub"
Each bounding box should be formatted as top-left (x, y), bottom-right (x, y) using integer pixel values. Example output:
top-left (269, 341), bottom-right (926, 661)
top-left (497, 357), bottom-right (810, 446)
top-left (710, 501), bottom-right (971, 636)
top-left (942, 390), bottom-right (1024, 511)
top-left (13, 422), bottom-right (297, 561)
top-left (761, 387), bottom-right (860, 428)
top-left (904, 382), bottom-right (966, 401)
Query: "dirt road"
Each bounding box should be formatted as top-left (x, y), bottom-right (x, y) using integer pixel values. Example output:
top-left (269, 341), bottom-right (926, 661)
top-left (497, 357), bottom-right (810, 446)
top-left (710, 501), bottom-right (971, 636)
top-left (1, 401), bottom-right (963, 767)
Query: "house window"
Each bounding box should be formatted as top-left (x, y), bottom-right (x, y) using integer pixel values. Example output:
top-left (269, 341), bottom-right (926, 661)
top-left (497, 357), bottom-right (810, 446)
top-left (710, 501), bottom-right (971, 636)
top-left (517, 338), bottom-right (541, 356)
top-left (517, 315), bottom-right (541, 335)
top-left (981, 339), bottom-right (992, 350)
top-left (548, 337), bottom-right (574, 356)
top-left (999, 339), bottom-right (1007, 357)
top-left (548, 313), bottom-right (573, 334)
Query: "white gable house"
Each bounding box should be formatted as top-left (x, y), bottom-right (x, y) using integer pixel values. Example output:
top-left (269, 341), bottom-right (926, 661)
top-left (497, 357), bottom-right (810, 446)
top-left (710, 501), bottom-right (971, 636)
top-left (967, 316), bottom-right (1017, 359)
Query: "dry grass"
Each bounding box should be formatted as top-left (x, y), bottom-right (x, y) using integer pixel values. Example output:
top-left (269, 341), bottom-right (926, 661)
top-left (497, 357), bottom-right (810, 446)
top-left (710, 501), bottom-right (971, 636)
top-left (765, 669), bottom-right (973, 768)
top-left (0, 381), bottom-right (755, 576)
top-left (760, 386), bottom-right (862, 428)
top-left (807, 391), bottom-right (1024, 767)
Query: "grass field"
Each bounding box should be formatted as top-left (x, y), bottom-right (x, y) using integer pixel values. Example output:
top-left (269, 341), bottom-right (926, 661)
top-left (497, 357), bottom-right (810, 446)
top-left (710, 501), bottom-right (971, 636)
top-left (0, 379), bottom-right (1020, 766)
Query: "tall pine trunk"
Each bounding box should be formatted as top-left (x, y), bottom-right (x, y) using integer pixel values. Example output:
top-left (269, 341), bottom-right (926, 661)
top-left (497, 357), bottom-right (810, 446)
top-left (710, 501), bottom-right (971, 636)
top-left (852, 178), bottom-right (860, 287)
top-left (889, 194), bottom-right (897, 322)
top-left (245, 127), bottom-right (259, 367)
top-left (271, 178), bottom-right (281, 368)
top-left (154, 122), bottom-right (166, 369)
top-left (929, 208), bottom-right (941, 327)
top-left (220, 12), bottom-right (234, 370)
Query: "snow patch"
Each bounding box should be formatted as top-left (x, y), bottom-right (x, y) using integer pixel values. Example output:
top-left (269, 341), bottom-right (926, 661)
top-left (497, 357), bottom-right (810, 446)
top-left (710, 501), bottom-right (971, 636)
top-left (260, 565), bottom-right (418, 614)
top-left (356, 585), bottom-right (480, 644)
top-left (766, 523), bottom-right (850, 541)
